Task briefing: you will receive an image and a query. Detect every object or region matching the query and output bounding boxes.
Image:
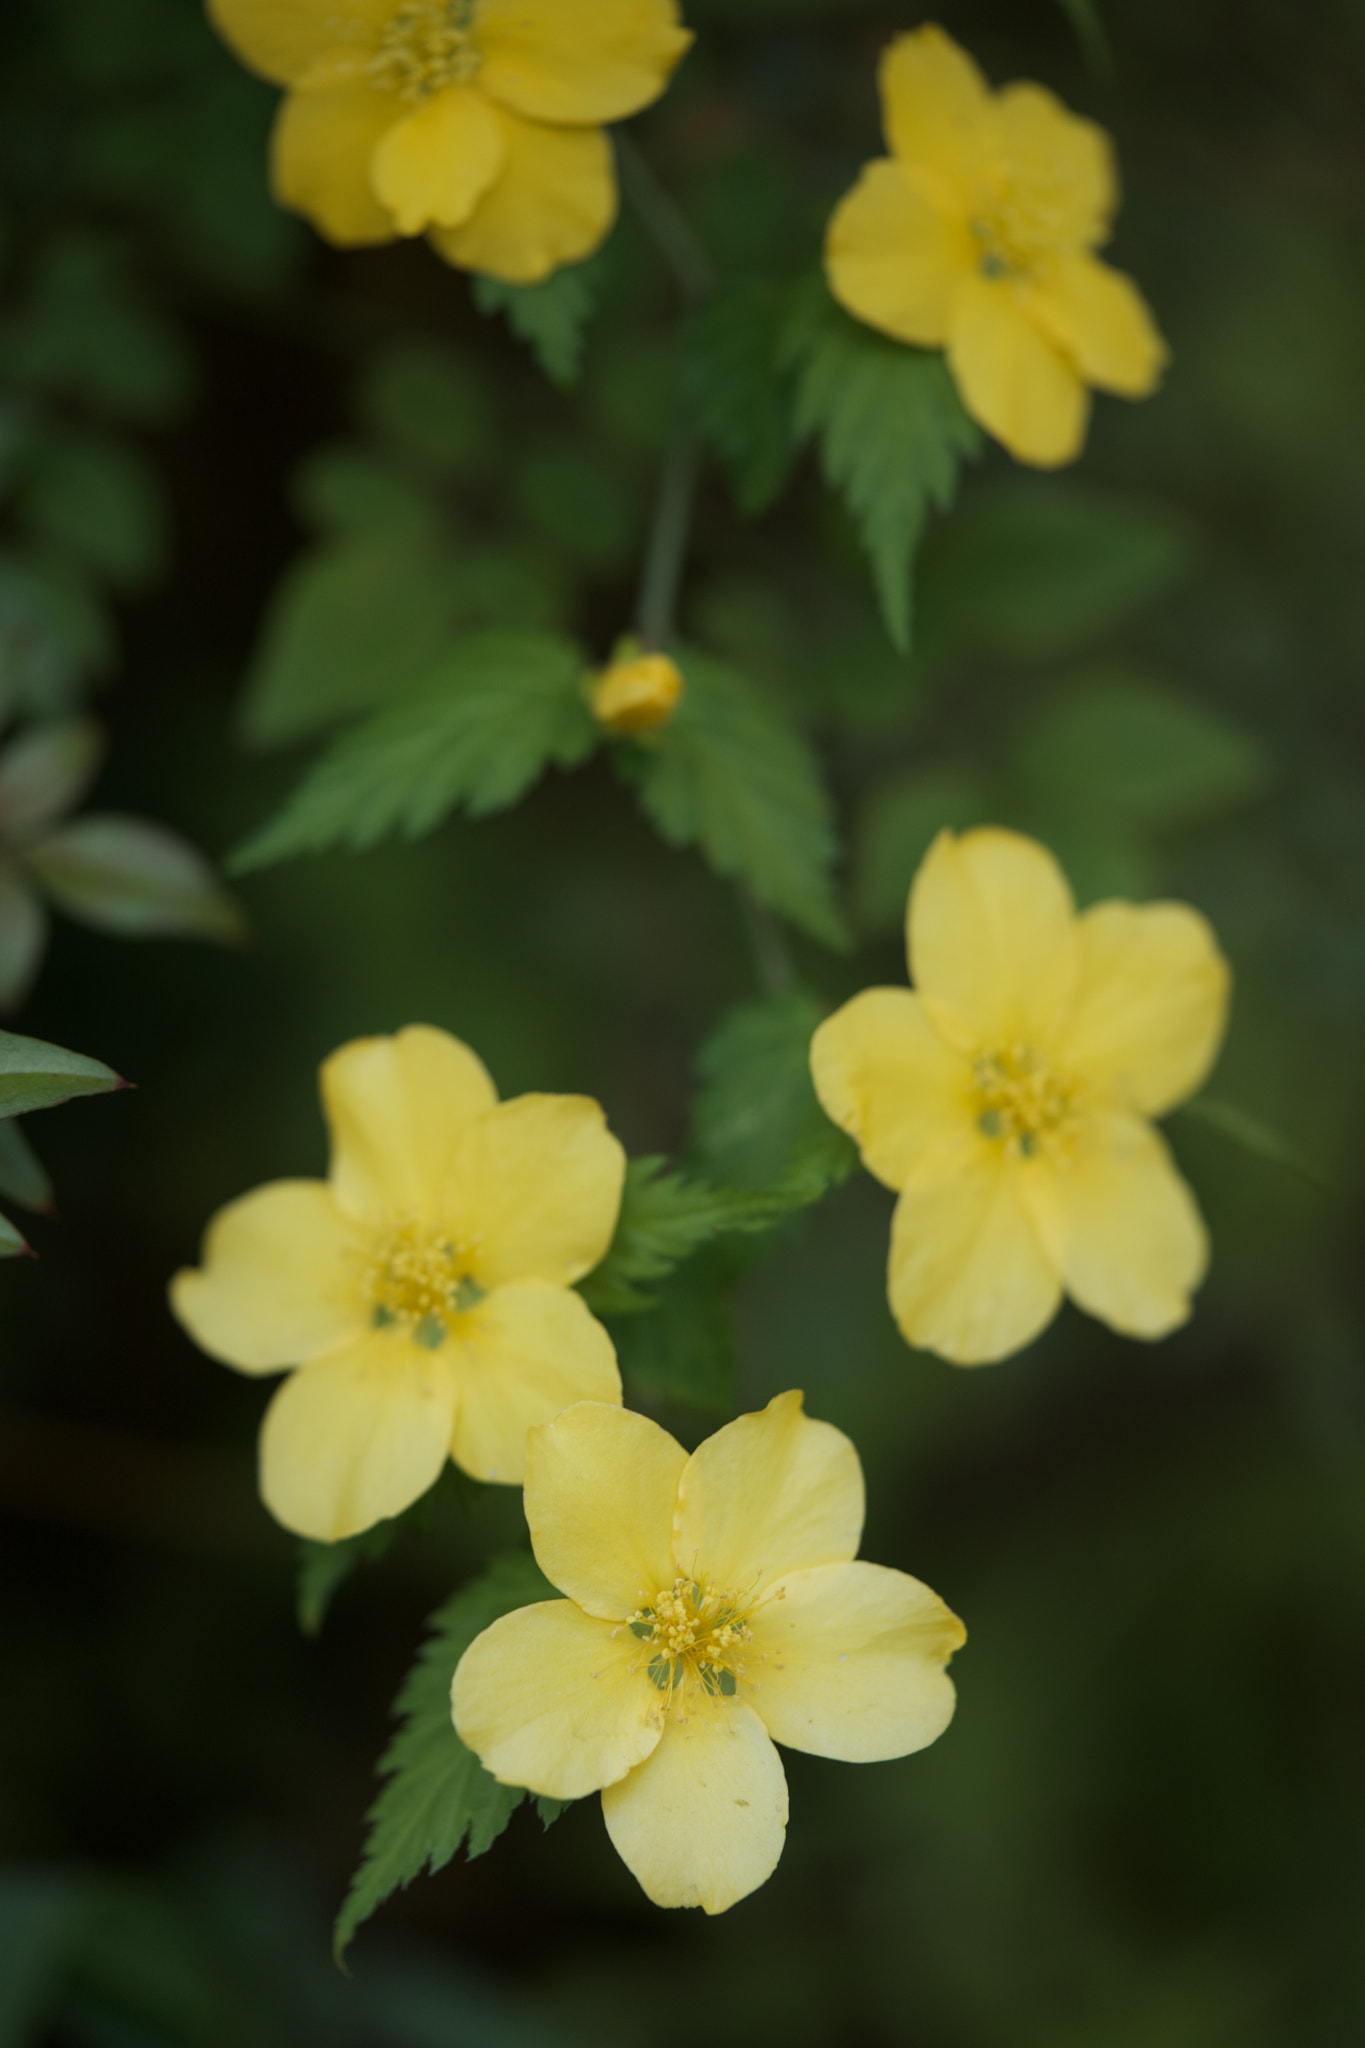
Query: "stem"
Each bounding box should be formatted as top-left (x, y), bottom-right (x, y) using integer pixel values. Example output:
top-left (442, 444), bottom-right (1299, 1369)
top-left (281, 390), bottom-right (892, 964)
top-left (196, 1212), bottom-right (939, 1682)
top-left (636, 427), bottom-right (698, 648)
top-left (616, 132), bottom-right (717, 305)
top-left (742, 895), bottom-right (799, 997)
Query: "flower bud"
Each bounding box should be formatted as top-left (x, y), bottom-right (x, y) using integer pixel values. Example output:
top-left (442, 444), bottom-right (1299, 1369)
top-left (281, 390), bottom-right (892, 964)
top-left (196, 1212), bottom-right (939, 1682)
top-left (589, 653), bottom-right (684, 736)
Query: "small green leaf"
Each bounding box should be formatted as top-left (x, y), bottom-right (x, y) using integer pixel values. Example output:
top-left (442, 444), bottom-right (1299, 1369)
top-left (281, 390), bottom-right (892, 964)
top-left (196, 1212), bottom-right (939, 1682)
top-left (0, 1026), bottom-right (121, 1118)
top-left (781, 276), bottom-right (979, 651)
top-left (693, 992), bottom-right (858, 1194)
top-left (296, 1520), bottom-right (403, 1639)
top-left (334, 1551), bottom-right (556, 1962)
top-left (233, 630), bottom-right (598, 871)
top-left (632, 646), bottom-right (847, 947)
top-left (578, 1155), bottom-right (799, 1317)
top-left (0, 1205), bottom-right (31, 1256)
top-left (0, 546), bottom-right (113, 716)
top-left (682, 282), bottom-right (796, 515)
top-left (472, 259), bottom-right (601, 388)
top-left (0, 862), bottom-right (48, 1012)
top-left (17, 427), bottom-right (166, 590)
top-left (0, 717), bottom-right (103, 840)
top-left (25, 816), bottom-right (246, 942)
top-left (0, 1118), bottom-right (52, 1212)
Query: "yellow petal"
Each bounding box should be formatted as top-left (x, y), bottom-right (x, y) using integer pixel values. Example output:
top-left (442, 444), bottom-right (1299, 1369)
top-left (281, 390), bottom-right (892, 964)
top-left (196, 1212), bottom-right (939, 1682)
top-left (908, 827), bottom-right (1079, 1052)
top-left (751, 1561), bottom-right (965, 1762)
top-left (524, 1401), bottom-right (686, 1620)
top-left (452, 1598), bottom-right (661, 1799)
top-left (321, 1025), bottom-right (497, 1225)
top-left (270, 86), bottom-right (399, 246)
top-left (454, 1092), bottom-right (625, 1289)
top-left (1058, 901), bottom-right (1231, 1118)
top-left (1024, 252), bottom-right (1169, 397)
top-left (824, 159), bottom-right (974, 350)
top-left (258, 1331), bottom-right (457, 1539)
top-left (879, 25), bottom-right (991, 189)
top-left (370, 83), bottom-right (504, 235)
top-left (477, 0), bottom-right (691, 125)
top-left (601, 1697), bottom-right (787, 1913)
top-left (430, 106), bottom-right (615, 284)
top-left (993, 82), bottom-right (1116, 249)
top-left (169, 1179), bottom-right (359, 1374)
top-left (207, 0), bottom-right (387, 86)
top-left (1025, 1113), bottom-right (1208, 1339)
top-left (946, 271), bottom-right (1090, 466)
top-left (810, 988), bottom-right (972, 1193)
top-left (673, 1391), bottom-right (864, 1595)
top-left (447, 1280), bottom-right (621, 1487)
top-left (888, 1128), bottom-right (1062, 1363)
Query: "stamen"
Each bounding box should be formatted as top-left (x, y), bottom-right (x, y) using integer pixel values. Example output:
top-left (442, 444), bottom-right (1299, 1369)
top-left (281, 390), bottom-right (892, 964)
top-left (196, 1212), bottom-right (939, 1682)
top-left (357, 1215), bottom-right (482, 1343)
top-left (368, 0), bottom-right (483, 101)
top-left (625, 1571), bottom-right (760, 1720)
top-left (973, 1044), bottom-right (1079, 1159)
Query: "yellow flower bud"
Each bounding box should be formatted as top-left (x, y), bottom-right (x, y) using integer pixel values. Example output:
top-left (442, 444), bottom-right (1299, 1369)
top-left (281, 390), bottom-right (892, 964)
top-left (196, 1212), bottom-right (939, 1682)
top-left (589, 653), bottom-right (685, 736)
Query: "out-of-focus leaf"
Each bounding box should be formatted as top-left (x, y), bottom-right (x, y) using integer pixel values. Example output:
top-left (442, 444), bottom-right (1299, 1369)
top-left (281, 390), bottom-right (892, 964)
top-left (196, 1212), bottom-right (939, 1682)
top-left (472, 260), bottom-right (600, 387)
top-left (611, 1249), bottom-right (738, 1415)
top-left (852, 765), bottom-right (989, 933)
top-left (0, 549), bottom-right (112, 716)
top-left (17, 429), bottom-right (166, 590)
top-left (0, 862), bottom-right (48, 1011)
top-left (358, 341), bottom-right (492, 478)
top-left (578, 1154), bottom-right (799, 1317)
top-left (296, 1519), bottom-right (403, 1639)
top-left (0, 1205), bottom-right (30, 1256)
top-left (0, 1118), bottom-right (53, 1213)
top-left (917, 483), bottom-right (1198, 663)
top-left (632, 646), bottom-right (847, 946)
top-left (693, 993), bottom-right (859, 1193)
top-left (683, 282), bottom-right (796, 515)
top-left (234, 631), bottom-right (598, 869)
top-left (25, 817), bottom-right (246, 942)
top-left (512, 441), bottom-right (637, 574)
top-left (1056, 0), bottom-right (1114, 71)
top-left (0, 717), bottom-right (103, 840)
top-left (1179, 1096), bottom-right (1332, 1191)
top-left (334, 1552), bottom-right (556, 1962)
top-left (781, 276), bottom-right (979, 651)
top-left (0, 1026), bottom-right (121, 1117)
top-left (289, 444), bottom-right (439, 538)
top-left (0, 1868), bottom-right (88, 2040)
top-left (0, 233), bottom-right (194, 423)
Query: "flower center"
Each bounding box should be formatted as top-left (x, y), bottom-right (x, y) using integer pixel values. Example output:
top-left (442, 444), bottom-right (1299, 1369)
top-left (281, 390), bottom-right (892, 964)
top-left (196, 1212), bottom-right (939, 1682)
top-left (621, 1574), bottom-right (757, 1712)
top-left (360, 1216), bottom-right (485, 1347)
top-left (970, 160), bottom-right (1076, 280)
top-left (974, 1044), bottom-right (1079, 1158)
top-left (368, 0), bottom-right (482, 101)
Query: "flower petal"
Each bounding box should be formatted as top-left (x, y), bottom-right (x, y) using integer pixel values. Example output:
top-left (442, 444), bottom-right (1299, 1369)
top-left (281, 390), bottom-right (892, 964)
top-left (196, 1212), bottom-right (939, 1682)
top-left (258, 1331), bottom-right (457, 1540)
top-left (601, 1698), bottom-right (787, 1913)
top-left (476, 0), bottom-right (691, 125)
top-left (452, 1599), bottom-right (661, 1800)
top-left (1025, 1113), bottom-right (1208, 1339)
top-left (909, 827), bottom-right (1079, 1052)
top-left (879, 25), bottom-right (991, 189)
top-left (322, 1026), bottom-right (497, 1226)
top-left (810, 988), bottom-right (972, 1193)
top-left (1024, 253), bottom-right (1169, 396)
top-left (751, 1560), bottom-right (965, 1762)
top-left (429, 106), bottom-right (616, 284)
top-left (455, 1092), bottom-right (625, 1289)
top-left (1058, 901), bottom-right (1231, 1118)
top-left (946, 271), bottom-right (1090, 466)
top-left (524, 1401), bottom-right (686, 1620)
top-left (993, 82), bottom-right (1115, 249)
top-left (889, 1128), bottom-right (1062, 1364)
top-left (674, 1391), bottom-right (864, 1595)
top-left (169, 1179), bottom-right (360, 1374)
top-left (207, 0), bottom-right (387, 87)
top-left (448, 1280), bottom-right (621, 1487)
top-left (824, 159), bottom-right (975, 350)
top-left (370, 83), bottom-right (504, 235)
top-left (270, 86), bottom-right (399, 246)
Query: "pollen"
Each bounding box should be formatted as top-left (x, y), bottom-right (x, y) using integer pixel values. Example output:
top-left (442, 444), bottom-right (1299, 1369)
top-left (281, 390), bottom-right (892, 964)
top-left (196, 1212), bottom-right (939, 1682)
top-left (973, 1044), bottom-right (1080, 1158)
top-left (359, 1215), bottom-right (484, 1342)
top-left (622, 1573), bottom-right (757, 1713)
top-left (970, 157), bottom-right (1078, 280)
top-left (368, 0), bottom-right (482, 101)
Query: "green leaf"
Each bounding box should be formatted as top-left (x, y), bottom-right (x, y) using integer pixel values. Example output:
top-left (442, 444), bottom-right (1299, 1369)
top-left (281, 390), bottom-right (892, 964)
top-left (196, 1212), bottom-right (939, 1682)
top-left (17, 428), bottom-right (166, 590)
top-left (632, 647), bottom-right (847, 946)
top-left (0, 1118), bottom-right (53, 1212)
top-left (0, 546), bottom-right (113, 716)
top-left (0, 1205), bottom-right (31, 1256)
top-left (334, 1552), bottom-right (557, 1961)
top-left (0, 861), bottom-right (48, 1011)
top-left (296, 1520), bottom-right (404, 1639)
top-left (780, 276), bottom-right (979, 651)
top-left (1178, 1097), bottom-right (1333, 1192)
top-left (578, 1154), bottom-right (796, 1316)
top-left (233, 630), bottom-right (598, 871)
top-left (682, 282), bottom-right (796, 515)
top-left (357, 340), bottom-right (492, 478)
top-left (0, 716), bottom-right (103, 840)
top-left (693, 992), bottom-right (859, 1195)
top-left (25, 815), bottom-right (246, 942)
top-left (0, 1027), bottom-right (121, 1117)
top-left (611, 1249), bottom-right (738, 1414)
top-left (472, 259), bottom-right (601, 388)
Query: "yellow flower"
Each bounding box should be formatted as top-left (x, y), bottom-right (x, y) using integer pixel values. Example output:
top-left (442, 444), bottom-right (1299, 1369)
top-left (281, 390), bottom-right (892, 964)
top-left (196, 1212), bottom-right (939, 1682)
top-left (453, 1391), bottom-right (964, 1912)
top-left (824, 24), bottom-right (1168, 466)
top-left (170, 1025), bottom-right (625, 1539)
top-left (589, 651), bottom-right (684, 735)
top-left (206, 0), bottom-right (693, 284)
top-left (811, 828), bottom-right (1230, 1365)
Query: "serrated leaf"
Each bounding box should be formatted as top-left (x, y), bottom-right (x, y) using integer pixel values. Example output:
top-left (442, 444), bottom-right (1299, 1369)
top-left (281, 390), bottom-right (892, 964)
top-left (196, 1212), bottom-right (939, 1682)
top-left (334, 1552), bottom-right (556, 1961)
top-left (693, 992), bottom-right (859, 1194)
top-left (578, 1154), bottom-right (798, 1317)
top-left (233, 630), bottom-right (599, 872)
top-left (632, 646), bottom-right (847, 946)
top-left (26, 815), bottom-right (246, 942)
top-left (0, 1026), bottom-right (121, 1117)
top-left (472, 259), bottom-right (601, 388)
top-left (682, 282), bottom-right (796, 515)
top-left (0, 1118), bottom-right (52, 1212)
top-left (781, 276), bottom-right (979, 651)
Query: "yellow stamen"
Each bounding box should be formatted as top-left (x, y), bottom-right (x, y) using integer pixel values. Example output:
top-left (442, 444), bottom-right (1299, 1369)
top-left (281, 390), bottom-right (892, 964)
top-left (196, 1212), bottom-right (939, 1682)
top-left (369, 0), bottom-right (482, 102)
top-left (358, 1215), bottom-right (484, 1344)
top-left (973, 1044), bottom-right (1080, 1159)
top-left (625, 1572), bottom-right (760, 1716)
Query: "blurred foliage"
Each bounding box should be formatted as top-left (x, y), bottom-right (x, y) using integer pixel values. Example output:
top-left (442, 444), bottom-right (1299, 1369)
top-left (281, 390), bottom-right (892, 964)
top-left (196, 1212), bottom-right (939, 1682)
top-left (1, 0), bottom-right (1364, 2045)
